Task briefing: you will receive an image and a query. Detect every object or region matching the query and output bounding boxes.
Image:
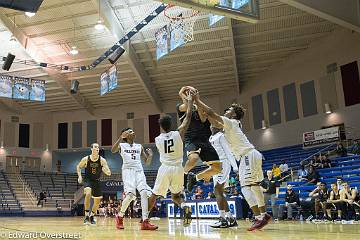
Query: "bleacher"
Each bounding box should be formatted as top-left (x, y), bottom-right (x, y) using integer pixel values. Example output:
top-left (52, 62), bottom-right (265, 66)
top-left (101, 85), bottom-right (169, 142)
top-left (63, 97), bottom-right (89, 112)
top-left (21, 171), bottom-right (80, 209)
top-left (277, 155), bottom-right (360, 205)
top-left (0, 171), bottom-right (23, 216)
top-left (261, 144), bottom-right (334, 171)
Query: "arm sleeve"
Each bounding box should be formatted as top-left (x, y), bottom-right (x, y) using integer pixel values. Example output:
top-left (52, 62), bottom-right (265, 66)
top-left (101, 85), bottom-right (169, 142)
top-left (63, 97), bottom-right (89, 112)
top-left (219, 135), bottom-right (238, 171)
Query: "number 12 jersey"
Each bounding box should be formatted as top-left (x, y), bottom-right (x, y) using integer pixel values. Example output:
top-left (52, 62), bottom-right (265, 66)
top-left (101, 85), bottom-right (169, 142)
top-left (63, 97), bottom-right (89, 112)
top-left (155, 131), bottom-right (183, 166)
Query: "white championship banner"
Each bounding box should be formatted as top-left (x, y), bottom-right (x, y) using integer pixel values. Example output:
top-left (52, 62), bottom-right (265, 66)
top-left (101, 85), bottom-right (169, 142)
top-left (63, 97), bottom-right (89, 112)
top-left (303, 126), bottom-right (340, 148)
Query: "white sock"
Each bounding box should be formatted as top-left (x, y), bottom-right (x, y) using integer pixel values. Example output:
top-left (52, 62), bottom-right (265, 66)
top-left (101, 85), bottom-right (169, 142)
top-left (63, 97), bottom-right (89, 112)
top-left (140, 191), bottom-right (149, 221)
top-left (225, 211), bottom-right (233, 218)
top-left (180, 202), bottom-right (186, 208)
top-left (196, 175), bottom-right (201, 181)
top-left (220, 210), bottom-right (225, 218)
top-left (118, 212), bottom-right (125, 218)
top-left (90, 211), bottom-right (94, 217)
top-left (255, 215), bottom-right (263, 220)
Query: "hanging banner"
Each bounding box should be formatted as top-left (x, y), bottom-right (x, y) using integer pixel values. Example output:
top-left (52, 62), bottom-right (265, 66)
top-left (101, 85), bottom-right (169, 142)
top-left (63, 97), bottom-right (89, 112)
top-left (303, 126), bottom-right (340, 148)
top-left (13, 77), bottom-right (30, 100)
top-left (209, 0), bottom-right (228, 26)
top-left (108, 65), bottom-right (118, 92)
top-left (155, 25), bottom-right (169, 60)
top-left (0, 75), bottom-right (13, 98)
top-left (170, 18), bottom-right (185, 51)
top-left (30, 79), bottom-right (45, 102)
top-left (100, 71), bottom-right (109, 96)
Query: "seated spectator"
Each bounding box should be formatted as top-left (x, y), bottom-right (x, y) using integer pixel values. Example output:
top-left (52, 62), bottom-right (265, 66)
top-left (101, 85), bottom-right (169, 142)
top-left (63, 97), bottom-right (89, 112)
top-left (195, 186), bottom-right (204, 199)
top-left (230, 189), bottom-right (240, 198)
top-left (37, 191), bottom-right (47, 207)
top-left (320, 155), bottom-right (331, 168)
top-left (297, 165), bottom-right (308, 181)
top-left (261, 170), bottom-right (280, 219)
top-left (272, 164), bottom-right (281, 179)
top-left (325, 183), bottom-right (345, 221)
top-left (206, 192), bottom-right (215, 199)
top-left (340, 182), bottom-right (360, 221)
top-left (310, 155), bottom-right (322, 169)
top-left (350, 140), bottom-right (360, 155)
top-left (279, 160), bottom-right (289, 174)
top-left (309, 182), bottom-right (330, 221)
top-left (307, 165), bottom-right (320, 185)
top-left (228, 176), bottom-right (237, 186)
top-left (278, 185), bottom-right (300, 220)
top-left (333, 142), bottom-right (347, 157)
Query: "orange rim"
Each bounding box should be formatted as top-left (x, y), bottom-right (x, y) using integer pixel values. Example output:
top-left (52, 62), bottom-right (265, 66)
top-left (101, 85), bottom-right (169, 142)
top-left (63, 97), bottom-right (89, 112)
top-left (164, 4), bottom-right (199, 21)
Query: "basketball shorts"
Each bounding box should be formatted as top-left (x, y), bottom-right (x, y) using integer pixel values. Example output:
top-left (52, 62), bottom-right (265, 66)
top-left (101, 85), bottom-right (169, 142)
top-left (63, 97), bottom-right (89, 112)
top-left (213, 159), bottom-right (231, 187)
top-left (152, 164), bottom-right (184, 197)
top-left (122, 168), bottom-right (152, 196)
top-left (239, 149), bottom-right (264, 187)
top-left (185, 139), bottom-right (219, 163)
top-left (84, 179), bottom-right (102, 198)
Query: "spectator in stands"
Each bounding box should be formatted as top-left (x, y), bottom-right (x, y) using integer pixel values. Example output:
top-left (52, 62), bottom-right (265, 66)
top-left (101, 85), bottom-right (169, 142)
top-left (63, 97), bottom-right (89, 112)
top-left (278, 185), bottom-right (300, 220)
top-left (37, 191), bottom-right (47, 207)
top-left (206, 192), bottom-right (215, 199)
top-left (231, 189), bottom-right (240, 198)
top-left (334, 142), bottom-right (347, 157)
top-left (326, 182), bottom-right (344, 221)
top-left (309, 182), bottom-right (330, 221)
top-left (195, 186), bottom-right (204, 199)
top-left (340, 182), bottom-right (360, 221)
top-left (306, 165), bottom-right (320, 185)
top-left (310, 155), bottom-right (322, 169)
top-left (272, 164), bottom-right (282, 180)
top-left (229, 176), bottom-right (237, 186)
top-left (350, 140), bottom-right (360, 155)
top-left (297, 165), bottom-right (308, 181)
top-left (279, 160), bottom-right (289, 175)
top-left (320, 155), bottom-right (332, 168)
top-left (261, 170), bottom-right (280, 219)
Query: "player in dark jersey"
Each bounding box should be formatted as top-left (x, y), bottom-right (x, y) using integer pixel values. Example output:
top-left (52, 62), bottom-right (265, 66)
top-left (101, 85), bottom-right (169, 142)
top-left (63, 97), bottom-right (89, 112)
top-left (77, 143), bottom-right (111, 224)
top-left (177, 86), bottom-right (222, 190)
top-left (309, 182), bottom-right (330, 221)
top-left (325, 182), bottom-right (345, 221)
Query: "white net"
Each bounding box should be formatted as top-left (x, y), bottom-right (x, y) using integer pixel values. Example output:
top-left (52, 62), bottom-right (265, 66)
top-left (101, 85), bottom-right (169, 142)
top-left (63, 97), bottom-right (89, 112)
top-left (164, 5), bottom-right (198, 44)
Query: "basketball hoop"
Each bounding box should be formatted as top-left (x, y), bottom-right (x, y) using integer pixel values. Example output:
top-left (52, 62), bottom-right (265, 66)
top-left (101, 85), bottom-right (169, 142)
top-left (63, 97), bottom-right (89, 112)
top-left (164, 4), bottom-right (199, 43)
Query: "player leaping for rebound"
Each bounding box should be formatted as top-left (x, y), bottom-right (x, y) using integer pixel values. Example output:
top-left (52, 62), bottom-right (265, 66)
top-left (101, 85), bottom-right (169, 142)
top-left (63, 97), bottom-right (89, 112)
top-left (177, 86), bottom-right (222, 191)
top-left (190, 87), bottom-right (271, 231)
top-left (148, 91), bottom-right (194, 227)
top-left (111, 128), bottom-right (158, 230)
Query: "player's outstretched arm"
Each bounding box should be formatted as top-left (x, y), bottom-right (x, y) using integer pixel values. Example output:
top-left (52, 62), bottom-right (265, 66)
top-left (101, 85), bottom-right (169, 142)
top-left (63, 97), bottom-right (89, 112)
top-left (193, 90), bottom-right (224, 126)
top-left (177, 86), bottom-right (190, 112)
top-left (141, 147), bottom-right (153, 165)
top-left (178, 91), bottom-right (193, 140)
top-left (76, 157), bottom-right (87, 183)
top-left (100, 158), bottom-right (111, 176)
top-left (111, 136), bottom-right (122, 153)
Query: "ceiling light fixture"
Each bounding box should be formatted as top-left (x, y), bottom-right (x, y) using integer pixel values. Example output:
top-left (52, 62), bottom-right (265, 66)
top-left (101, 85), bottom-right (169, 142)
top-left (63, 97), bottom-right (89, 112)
top-left (69, 46), bottom-right (79, 55)
top-left (95, 19), bottom-right (105, 30)
top-left (25, 12), bottom-right (36, 17)
top-left (94, 0), bottom-right (105, 30)
top-left (70, 22), bottom-right (79, 55)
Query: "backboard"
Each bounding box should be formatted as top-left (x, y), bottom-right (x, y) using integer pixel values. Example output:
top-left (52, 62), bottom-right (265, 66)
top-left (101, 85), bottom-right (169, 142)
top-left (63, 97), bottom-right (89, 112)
top-left (161, 0), bottom-right (260, 23)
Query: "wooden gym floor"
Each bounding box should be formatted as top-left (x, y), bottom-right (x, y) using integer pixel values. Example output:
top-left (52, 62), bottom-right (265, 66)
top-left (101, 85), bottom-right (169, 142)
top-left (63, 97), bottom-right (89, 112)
top-left (0, 217), bottom-right (359, 239)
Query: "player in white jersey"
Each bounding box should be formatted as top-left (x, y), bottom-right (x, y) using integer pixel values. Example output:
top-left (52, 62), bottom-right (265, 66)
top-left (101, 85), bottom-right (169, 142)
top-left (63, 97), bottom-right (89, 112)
top-left (209, 127), bottom-right (239, 228)
top-left (111, 128), bottom-right (158, 230)
top-left (190, 86), bottom-right (271, 231)
top-left (148, 91), bottom-right (193, 227)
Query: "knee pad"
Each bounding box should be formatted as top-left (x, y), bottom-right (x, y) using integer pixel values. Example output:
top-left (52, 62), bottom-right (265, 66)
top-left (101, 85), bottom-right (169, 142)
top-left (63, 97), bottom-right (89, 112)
top-left (241, 186), bottom-right (257, 208)
top-left (251, 185), bottom-right (265, 207)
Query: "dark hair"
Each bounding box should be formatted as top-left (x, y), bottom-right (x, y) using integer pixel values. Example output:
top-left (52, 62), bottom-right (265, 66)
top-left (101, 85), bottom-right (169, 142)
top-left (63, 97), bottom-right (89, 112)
top-left (91, 143), bottom-right (99, 149)
top-left (319, 182), bottom-right (326, 185)
top-left (121, 127), bottom-right (132, 134)
top-left (159, 115), bottom-right (172, 132)
top-left (121, 127), bottom-right (132, 142)
top-left (230, 103), bottom-right (245, 120)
